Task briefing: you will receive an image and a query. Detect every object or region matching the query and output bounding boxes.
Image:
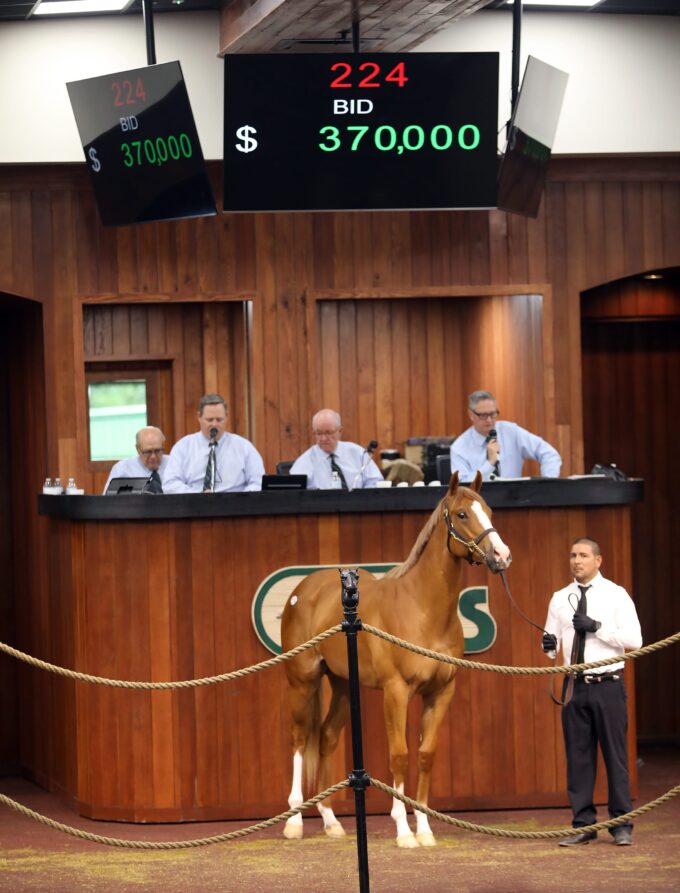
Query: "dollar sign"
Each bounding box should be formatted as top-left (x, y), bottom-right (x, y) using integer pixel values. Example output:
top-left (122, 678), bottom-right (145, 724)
top-left (88, 147), bottom-right (101, 173)
top-left (235, 125), bottom-right (258, 154)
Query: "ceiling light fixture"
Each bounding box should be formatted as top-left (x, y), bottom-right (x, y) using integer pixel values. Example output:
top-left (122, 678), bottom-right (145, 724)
top-left (30, 0), bottom-right (134, 16)
top-left (497, 1), bottom-right (604, 8)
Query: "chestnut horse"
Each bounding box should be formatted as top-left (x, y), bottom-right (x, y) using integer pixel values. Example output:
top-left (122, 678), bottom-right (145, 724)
top-left (280, 471), bottom-right (511, 848)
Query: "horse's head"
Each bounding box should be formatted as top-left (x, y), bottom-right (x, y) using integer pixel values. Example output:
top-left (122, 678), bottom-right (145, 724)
top-left (442, 471), bottom-right (512, 573)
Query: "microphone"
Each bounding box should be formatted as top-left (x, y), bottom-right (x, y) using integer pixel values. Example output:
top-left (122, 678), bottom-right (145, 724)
top-left (351, 439), bottom-right (378, 490)
top-left (486, 428), bottom-right (500, 478)
top-left (209, 426), bottom-right (218, 445)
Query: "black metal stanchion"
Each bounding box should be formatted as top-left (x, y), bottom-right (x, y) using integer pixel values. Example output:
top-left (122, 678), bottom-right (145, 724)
top-left (340, 568), bottom-right (371, 893)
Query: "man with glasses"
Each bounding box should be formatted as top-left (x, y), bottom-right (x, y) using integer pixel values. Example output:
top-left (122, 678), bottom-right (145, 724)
top-left (102, 426), bottom-right (169, 493)
top-left (450, 390), bottom-right (561, 482)
top-left (290, 408), bottom-right (383, 490)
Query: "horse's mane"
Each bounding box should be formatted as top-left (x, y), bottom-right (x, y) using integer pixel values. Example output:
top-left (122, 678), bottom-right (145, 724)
top-left (384, 497), bottom-right (445, 580)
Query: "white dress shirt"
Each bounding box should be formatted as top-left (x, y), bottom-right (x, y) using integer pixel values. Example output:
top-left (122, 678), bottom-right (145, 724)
top-left (102, 454), bottom-right (169, 494)
top-left (290, 441), bottom-right (383, 490)
top-left (544, 571), bottom-right (642, 673)
top-left (163, 431), bottom-right (265, 493)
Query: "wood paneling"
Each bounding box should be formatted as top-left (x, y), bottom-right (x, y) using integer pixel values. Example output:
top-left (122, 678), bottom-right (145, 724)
top-left (82, 302), bottom-right (252, 492)
top-left (0, 154), bottom-right (678, 804)
top-left (582, 305), bottom-right (680, 741)
top-left (39, 503), bottom-right (634, 821)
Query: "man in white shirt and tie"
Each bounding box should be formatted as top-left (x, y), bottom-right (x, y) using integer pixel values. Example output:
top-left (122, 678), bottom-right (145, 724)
top-left (163, 394), bottom-right (265, 493)
top-left (290, 409), bottom-right (383, 490)
top-left (542, 538), bottom-right (642, 847)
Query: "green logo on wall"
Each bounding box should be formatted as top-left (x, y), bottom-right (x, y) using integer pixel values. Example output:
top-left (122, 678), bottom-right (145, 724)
top-left (251, 564), bottom-right (497, 655)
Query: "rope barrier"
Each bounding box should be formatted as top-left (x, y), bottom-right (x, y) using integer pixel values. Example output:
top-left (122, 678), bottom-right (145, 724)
top-left (0, 781), bottom-right (350, 849)
top-left (370, 779), bottom-right (680, 839)
top-left (2, 627), bottom-right (678, 686)
top-left (362, 625), bottom-right (680, 675)
top-left (0, 626), bottom-right (342, 689)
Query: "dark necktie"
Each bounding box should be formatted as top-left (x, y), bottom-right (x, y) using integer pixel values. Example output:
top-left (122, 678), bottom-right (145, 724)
top-left (330, 453), bottom-right (348, 490)
top-left (574, 585), bottom-right (590, 665)
top-left (563, 584), bottom-right (590, 705)
top-left (147, 469), bottom-right (163, 494)
top-left (204, 444), bottom-right (217, 492)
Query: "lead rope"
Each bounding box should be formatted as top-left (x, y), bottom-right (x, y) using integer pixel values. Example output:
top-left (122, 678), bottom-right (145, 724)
top-left (498, 571), bottom-right (568, 706)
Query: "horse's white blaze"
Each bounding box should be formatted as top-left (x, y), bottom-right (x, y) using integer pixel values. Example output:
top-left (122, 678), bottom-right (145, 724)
top-left (390, 782), bottom-right (413, 839)
top-left (285, 750), bottom-right (304, 830)
top-left (470, 501), bottom-right (511, 564)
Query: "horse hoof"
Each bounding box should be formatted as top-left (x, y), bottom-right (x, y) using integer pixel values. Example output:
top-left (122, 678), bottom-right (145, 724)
top-left (283, 823), bottom-right (303, 840)
top-left (396, 833), bottom-right (419, 849)
top-left (416, 831), bottom-right (437, 847)
top-left (324, 822), bottom-right (346, 839)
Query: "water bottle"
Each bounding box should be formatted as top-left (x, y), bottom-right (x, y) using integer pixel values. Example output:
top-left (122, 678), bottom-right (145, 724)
top-left (42, 478), bottom-right (52, 494)
top-left (53, 477), bottom-right (64, 494)
top-left (66, 477), bottom-right (77, 494)
top-left (331, 471), bottom-right (342, 490)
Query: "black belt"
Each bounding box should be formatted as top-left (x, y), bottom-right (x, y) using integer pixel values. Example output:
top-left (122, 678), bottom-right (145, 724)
top-left (579, 672), bottom-right (622, 684)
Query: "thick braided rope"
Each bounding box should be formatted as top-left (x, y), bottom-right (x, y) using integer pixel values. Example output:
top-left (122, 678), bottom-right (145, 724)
top-left (0, 780), bottom-right (350, 849)
top-left (362, 624), bottom-right (680, 675)
top-left (370, 779), bottom-right (680, 839)
top-left (0, 626), bottom-right (342, 689)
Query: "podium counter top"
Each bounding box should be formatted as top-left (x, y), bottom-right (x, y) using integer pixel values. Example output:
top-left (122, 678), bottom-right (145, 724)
top-left (38, 477), bottom-right (643, 521)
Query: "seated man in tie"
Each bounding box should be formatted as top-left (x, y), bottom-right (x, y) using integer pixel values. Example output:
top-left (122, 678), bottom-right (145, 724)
top-left (102, 426), bottom-right (168, 494)
top-left (290, 408), bottom-right (383, 490)
top-left (450, 389), bottom-right (562, 481)
top-left (163, 393), bottom-right (265, 493)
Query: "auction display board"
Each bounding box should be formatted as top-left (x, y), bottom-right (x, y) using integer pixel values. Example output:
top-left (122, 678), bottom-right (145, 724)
top-left (67, 61), bottom-right (216, 226)
top-left (223, 53), bottom-right (499, 212)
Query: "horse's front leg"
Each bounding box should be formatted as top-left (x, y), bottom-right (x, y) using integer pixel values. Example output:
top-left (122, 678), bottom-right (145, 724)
top-left (414, 678), bottom-right (458, 847)
top-left (383, 680), bottom-right (417, 848)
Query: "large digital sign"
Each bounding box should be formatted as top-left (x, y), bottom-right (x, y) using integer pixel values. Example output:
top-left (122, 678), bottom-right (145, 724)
top-left (223, 53), bottom-right (499, 213)
top-left (67, 61), bottom-right (216, 226)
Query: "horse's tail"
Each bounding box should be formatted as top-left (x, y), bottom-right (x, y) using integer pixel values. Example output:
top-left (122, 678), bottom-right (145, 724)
top-left (303, 683), bottom-right (323, 794)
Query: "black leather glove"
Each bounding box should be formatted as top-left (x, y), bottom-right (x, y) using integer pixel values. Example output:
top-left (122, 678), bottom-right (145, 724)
top-left (542, 632), bottom-right (557, 653)
top-left (572, 613), bottom-right (601, 633)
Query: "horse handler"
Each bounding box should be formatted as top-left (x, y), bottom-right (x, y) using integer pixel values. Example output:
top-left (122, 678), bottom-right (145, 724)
top-left (542, 538), bottom-right (642, 847)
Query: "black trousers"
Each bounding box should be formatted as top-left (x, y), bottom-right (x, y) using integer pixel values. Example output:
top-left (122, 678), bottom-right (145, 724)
top-left (562, 677), bottom-right (633, 832)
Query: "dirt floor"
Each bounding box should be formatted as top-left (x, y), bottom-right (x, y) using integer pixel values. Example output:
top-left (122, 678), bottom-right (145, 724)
top-left (1, 744), bottom-right (678, 893)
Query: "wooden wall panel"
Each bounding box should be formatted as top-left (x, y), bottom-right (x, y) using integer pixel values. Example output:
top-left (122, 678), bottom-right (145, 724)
top-left (36, 503), bottom-right (634, 820)
top-left (315, 294), bottom-right (552, 459)
top-left (582, 307), bottom-right (680, 741)
top-left (0, 154), bottom-right (679, 803)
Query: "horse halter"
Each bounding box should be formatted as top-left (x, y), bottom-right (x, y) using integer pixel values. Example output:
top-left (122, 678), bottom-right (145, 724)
top-left (442, 505), bottom-right (496, 566)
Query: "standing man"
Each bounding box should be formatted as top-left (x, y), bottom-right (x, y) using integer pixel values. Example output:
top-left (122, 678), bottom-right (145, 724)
top-left (163, 394), bottom-right (265, 493)
top-left (103, 426), bottom-right (168, 494)
top-left (542, 538), bottom-right (642, 847)
top-left (290, 409), bottom-right (383, 490)
top-left (450, 390), bottom-right (561, 481)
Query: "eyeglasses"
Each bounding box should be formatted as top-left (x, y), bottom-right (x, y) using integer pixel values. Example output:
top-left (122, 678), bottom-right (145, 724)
top-left (314, 429), bottom-right (339, 437)
top-left (140, 448), bottom-right (163, 456)
top-left (470, 410), bottom-right (499, 421)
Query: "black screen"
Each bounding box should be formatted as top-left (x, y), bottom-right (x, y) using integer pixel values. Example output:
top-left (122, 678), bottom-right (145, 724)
top-left (67, 61), bottom-right (216, 226)
top-left (223, 53), bottom-right (499, 212)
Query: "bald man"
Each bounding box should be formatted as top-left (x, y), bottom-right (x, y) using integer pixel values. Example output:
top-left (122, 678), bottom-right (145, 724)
top-left (103, 426), bottom-right (169, 493)
top-left (290, 409), bottom-right (383, 490)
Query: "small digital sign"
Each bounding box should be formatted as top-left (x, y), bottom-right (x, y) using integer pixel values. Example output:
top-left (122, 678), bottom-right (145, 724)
top-left (223, 53), bottom-right (499, 213)
top-left (67, 61), bottom-right (216, 226)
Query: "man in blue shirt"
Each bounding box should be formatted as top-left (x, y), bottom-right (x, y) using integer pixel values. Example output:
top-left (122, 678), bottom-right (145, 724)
top-left (290, 409), bottom-right (383, 490)
top-left (163, 394), bottom-right (265, 493)
top-left (450, 390), bottom-right (561, 482)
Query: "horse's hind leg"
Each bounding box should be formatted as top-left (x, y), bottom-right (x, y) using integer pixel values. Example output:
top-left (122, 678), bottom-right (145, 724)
top-left (384, 681), bottom-right (418, 848)
top-left (316, 674), bottom-right (350, 838)
top-left (283, 673), bottom-right (322, 840)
